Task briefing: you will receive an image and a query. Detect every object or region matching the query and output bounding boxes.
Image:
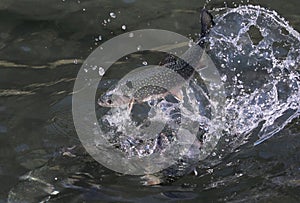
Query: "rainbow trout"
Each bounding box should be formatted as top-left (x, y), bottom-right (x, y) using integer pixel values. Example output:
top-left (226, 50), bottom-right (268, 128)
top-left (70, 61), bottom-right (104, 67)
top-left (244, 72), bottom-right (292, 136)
top-left (98, 9), bottom-right (215, 108)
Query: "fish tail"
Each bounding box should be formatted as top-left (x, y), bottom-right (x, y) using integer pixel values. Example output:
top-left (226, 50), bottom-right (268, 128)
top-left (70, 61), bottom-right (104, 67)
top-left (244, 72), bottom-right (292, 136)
top-left (198, 9), bottom-right (215, 47)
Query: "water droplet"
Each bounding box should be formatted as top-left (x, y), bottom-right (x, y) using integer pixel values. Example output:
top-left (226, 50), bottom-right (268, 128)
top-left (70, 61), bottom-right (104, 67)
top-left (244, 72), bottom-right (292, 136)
top-left (121, 25), bottom-right (126, 30)
top-left (142, 61), bottom-right (148, 65)
top-left (290, 61), bottom-right (295, 66)
top-left (207, 168), bottom-right (214, 173)
top-left (82, 8), bottom-right (86, 12)
top-left (137, 45), bottom-right (142, 51)
top-left (188, 40), bottom-right (194, 47)
top-left (236, 173), bottom-right (243, 177)
top-left (51, 191), bottom-right (59, 195)
top-left (99, 67), bottom-right (105, 76)
top-left (221, 75), bottom-right (227, 82)
top-left (110, 12), bottom-right (116, 18)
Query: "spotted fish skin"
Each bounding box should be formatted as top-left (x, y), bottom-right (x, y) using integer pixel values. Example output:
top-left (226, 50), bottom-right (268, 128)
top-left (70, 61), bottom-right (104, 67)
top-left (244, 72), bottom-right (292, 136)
top-left (98, 65), bottom-right (188, 107)
top-left (98, 9), bottom-right (215, 108)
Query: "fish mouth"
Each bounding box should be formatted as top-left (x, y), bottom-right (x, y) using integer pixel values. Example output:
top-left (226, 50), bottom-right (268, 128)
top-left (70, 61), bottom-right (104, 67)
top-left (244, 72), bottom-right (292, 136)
top-left (98, 96), bottom-right (113, 107)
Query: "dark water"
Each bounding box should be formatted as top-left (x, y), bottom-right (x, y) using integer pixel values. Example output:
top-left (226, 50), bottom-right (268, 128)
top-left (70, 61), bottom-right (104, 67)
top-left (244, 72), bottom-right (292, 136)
top-left (1, 0), bottom-right (300, 202)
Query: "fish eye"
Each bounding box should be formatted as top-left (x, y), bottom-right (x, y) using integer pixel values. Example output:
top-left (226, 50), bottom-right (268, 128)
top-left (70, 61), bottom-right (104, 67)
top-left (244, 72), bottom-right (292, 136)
top-left (107, 99), bottom-right (112, 104)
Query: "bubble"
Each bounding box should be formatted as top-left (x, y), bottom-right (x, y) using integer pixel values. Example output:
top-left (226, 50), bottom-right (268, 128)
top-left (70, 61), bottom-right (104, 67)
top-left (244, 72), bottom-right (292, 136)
top-left (142, 61), bottom-right (148, 65)
top-left (121, 25), bottom-right (127, 30)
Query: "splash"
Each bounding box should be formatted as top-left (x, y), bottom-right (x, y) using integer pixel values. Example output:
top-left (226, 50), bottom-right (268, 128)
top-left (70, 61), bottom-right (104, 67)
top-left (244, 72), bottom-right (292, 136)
top-left (207, 5), bottom-right (300, 147)
top-left (99, 5), bottom-right (300, 164)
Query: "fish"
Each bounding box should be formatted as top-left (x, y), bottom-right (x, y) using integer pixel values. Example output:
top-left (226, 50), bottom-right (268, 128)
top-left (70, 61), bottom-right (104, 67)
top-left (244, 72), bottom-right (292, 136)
top-left (98, 9), bottom-right (215, 109)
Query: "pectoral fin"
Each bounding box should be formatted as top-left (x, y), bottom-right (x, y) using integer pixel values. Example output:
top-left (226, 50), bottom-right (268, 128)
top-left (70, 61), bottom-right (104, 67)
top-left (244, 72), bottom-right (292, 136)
top-left (169, 88), bottom-right (183, 102)
top-left (128, 98), bottom-right (135, 112)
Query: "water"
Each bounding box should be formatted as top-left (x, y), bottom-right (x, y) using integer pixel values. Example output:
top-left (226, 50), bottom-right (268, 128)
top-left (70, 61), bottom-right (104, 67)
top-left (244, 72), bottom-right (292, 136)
top-left (1, 0), bottom-right (300, 202)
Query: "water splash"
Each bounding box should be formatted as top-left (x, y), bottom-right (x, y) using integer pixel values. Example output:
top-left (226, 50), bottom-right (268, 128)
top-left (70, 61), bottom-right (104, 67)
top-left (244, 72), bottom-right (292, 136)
top-left (99, 5), bottom-right (300, 165)
top-left (207, 5), bottom-right (300, 147)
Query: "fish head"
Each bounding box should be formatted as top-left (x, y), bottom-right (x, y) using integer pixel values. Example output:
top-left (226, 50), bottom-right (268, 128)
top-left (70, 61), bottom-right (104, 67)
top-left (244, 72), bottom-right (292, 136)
top-left (98, 88), bottom-right (132, 107)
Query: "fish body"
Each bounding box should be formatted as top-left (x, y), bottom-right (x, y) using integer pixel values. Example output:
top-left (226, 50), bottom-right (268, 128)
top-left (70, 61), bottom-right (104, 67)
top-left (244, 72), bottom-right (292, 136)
top-left (98, 9), bottom-right (215, 108)
top-left (99, 65), bottom-right (187, 105)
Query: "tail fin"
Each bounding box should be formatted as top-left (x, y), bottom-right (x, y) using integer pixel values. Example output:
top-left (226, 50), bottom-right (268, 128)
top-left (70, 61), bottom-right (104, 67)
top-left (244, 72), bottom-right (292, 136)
top-left (200, 9), bottom-right (215, 38)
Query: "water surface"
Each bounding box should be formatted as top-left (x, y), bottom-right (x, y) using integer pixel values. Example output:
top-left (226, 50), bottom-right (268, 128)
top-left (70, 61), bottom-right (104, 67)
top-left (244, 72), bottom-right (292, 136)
top-left (1, 0), bottom-right (300, 202)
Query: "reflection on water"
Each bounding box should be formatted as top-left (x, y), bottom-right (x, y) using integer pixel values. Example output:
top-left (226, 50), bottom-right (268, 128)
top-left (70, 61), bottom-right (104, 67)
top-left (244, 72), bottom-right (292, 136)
top-left (1, 0), bottom-right (300, 202)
